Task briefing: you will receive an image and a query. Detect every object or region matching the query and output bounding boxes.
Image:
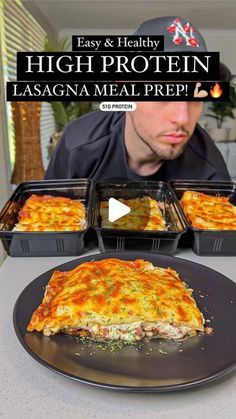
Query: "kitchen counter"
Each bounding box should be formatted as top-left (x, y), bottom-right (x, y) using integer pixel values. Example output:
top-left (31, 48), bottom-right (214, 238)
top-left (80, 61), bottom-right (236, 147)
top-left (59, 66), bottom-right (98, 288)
top-left (1, 248), bottom-right (236, 419)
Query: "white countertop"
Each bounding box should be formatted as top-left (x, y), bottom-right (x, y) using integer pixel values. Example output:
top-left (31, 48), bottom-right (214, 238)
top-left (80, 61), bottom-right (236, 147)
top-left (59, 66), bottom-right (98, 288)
top-left (1, 248), bottom-right (236, 419)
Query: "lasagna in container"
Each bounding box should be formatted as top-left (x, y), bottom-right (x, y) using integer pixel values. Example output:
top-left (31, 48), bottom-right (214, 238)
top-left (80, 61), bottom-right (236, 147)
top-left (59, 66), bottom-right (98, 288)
top-left (92, 181), bottom-right (187, 255)
top-left (27, 258), bottom-right (204, 342)
top-left (100, 196), bottom-right (166, 230)
top-left (13, 194), bottom-right (86, 232)
top-left (181, 190), bottom-right (236, 230)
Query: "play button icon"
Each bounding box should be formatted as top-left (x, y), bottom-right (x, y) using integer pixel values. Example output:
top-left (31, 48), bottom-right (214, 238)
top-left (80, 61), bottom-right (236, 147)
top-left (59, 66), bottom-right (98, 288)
top-left (108, 198), bottom-right (131, 222)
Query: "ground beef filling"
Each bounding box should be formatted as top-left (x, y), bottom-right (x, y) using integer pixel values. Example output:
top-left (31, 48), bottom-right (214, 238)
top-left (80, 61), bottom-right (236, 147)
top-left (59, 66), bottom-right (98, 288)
top-left (62, 322), bottom-right (195, 341)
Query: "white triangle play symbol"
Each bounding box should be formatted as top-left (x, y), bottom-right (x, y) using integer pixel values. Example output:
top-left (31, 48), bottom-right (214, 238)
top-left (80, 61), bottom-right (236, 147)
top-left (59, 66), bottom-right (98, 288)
top-left (108, 198), bottom-right (131, 222)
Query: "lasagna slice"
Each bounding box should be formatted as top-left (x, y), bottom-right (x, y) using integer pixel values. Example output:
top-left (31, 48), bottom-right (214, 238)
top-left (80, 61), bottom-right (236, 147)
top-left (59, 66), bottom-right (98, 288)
top-left (181, 190), bottom-right (236, 230)
top-left (27, 258), bottom-right (204, 342)
top-left (100, 196), bottom-right (167, 230)
top-left (13, 194), bottom-right (86, 232)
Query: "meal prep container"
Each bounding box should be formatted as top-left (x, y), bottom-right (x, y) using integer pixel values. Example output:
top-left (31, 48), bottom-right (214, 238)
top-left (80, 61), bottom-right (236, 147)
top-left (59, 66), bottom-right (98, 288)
top-left (91, 181), bottom-right (187, 255)
top-left (0, 179), bottom-right (92, 257)
top-left (169, 180), bottom-right (236, 256)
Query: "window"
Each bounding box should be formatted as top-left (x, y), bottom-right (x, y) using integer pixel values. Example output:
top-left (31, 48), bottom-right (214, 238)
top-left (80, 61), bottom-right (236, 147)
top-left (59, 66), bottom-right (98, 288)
top-left (0, 0), bottom-right (55, 170)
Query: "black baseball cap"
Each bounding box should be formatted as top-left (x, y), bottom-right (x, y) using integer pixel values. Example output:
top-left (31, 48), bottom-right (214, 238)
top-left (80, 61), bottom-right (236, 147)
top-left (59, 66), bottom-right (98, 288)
top-left (134, 16), bottom-right (231, 81)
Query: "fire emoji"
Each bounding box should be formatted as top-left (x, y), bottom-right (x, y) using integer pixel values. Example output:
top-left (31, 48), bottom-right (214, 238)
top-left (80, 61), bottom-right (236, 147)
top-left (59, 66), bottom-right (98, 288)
top-left (210, 83), bottom-right (223, 98)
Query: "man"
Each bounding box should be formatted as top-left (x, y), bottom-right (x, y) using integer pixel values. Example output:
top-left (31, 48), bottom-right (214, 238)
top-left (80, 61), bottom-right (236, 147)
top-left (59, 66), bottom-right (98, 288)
top-left (45, 16), bottom-right (231, 182)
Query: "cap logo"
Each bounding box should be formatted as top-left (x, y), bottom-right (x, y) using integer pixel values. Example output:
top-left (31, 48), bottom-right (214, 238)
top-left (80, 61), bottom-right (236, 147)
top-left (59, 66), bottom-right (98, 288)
top-left (167, 18), bottom-right (199, 47)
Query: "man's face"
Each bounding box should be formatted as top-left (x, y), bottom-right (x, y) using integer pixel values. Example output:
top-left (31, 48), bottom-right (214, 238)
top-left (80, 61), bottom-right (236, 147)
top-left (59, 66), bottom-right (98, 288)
top-left (126, 101), bottom-right (203, 160)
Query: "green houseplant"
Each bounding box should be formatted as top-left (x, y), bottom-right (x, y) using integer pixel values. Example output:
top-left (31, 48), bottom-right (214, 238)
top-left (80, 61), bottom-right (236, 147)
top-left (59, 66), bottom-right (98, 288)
top-left (206, 80), bottom-right (236, 141)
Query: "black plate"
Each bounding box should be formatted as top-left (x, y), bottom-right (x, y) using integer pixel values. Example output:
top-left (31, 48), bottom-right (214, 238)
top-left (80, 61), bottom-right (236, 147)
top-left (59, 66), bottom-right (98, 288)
top-left (13, 251), bottom-right (236, 392)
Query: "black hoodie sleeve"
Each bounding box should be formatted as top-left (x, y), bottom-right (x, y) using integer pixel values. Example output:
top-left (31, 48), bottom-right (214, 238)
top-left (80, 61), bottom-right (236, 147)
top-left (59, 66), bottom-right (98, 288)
top-left (189, 124), bottom-right (231, 181)
top-left (44, 111), bottom-right (123, 180)
top-left (45, 130), bottom-right (72, 179)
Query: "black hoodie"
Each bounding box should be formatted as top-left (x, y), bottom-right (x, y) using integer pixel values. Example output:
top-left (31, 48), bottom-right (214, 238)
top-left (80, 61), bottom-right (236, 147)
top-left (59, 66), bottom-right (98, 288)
top-left (45, 111), bottom-right (231, 182)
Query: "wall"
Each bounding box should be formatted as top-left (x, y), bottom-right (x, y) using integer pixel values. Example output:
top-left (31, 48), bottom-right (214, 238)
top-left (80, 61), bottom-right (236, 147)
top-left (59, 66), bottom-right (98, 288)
top-left (201, 29), bottom-right (236, 74)
top-left (201, 30), bottom-right (236, 139)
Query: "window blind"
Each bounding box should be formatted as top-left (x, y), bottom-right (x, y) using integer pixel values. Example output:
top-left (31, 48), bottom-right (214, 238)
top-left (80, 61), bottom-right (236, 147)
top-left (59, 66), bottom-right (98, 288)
top-left (1, 0), bottom-right (55, 169)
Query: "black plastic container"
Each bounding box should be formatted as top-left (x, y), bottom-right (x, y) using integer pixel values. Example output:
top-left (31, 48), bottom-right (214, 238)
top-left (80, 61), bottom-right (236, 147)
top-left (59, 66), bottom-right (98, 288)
top-left (0, 179), bottom-right (92, 257)
top-left (170, 180), bottom-right (236, 256)
top-left (91, 181), bottom-right (187, 255)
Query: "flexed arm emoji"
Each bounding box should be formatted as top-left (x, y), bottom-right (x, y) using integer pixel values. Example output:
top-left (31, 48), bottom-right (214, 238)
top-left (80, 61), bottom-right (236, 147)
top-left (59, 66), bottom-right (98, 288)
top-left (194, 82), bottom-right (208, 98)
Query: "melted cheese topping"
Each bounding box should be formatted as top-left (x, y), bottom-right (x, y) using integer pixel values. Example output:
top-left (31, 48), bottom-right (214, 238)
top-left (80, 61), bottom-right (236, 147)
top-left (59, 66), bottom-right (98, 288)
top-left (181, 190), bottom-right (236, 230)
top-left (100, 196), bottom-right (166, 230)
top-left (27, 258), bottom-right (204, 341)
top-left (13, 194), bottom-right (86, 232)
